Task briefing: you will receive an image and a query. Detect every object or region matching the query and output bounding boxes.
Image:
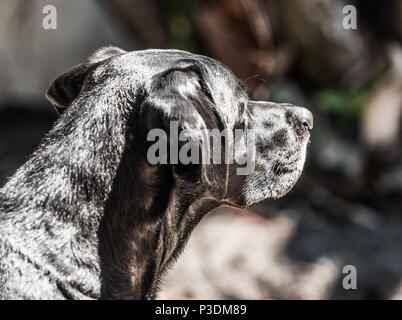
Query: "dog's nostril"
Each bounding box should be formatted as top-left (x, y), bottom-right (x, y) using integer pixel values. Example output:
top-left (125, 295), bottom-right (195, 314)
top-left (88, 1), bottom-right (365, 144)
top-left (302, 111), bottom-right (313, 131)
top-left (286, 107), bottom-right (313, 133)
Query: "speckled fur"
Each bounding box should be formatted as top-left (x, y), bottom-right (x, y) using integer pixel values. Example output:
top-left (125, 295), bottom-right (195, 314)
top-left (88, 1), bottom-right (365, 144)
top-left (0, 47), bottom-right (312, 299)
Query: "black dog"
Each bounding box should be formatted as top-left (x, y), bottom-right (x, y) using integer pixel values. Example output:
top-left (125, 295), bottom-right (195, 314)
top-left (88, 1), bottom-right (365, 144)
top-left (0, 47), bottom-right (312, 299)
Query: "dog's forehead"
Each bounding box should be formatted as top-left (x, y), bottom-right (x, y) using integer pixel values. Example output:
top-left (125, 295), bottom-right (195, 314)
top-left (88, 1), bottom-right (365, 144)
top-left (107, 49), bottom-right (247, 125)
top-left (114, 50), bottom-right (237, 84)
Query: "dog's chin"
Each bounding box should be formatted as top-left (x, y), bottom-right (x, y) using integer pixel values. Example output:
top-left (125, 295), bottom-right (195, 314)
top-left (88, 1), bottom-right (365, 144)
top-left (270, 149), bottom-right (308, 199)
top-left (251, 169), bottom-right (303, 206)
top-left (269, 168), bottom-right (303, 199)
top-left (222, 168), bottom-right (304, 209)
top-left (238, 152), bottom-right (307, 208)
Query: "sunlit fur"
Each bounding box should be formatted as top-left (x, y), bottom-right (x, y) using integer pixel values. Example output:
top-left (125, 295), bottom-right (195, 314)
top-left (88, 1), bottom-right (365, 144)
top-left (0, 47), bottom-right (312, 299)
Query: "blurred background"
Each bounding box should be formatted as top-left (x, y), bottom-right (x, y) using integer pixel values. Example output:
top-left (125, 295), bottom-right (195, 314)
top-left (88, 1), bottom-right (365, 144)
top-left (1, 0), bottom-right (402, 299)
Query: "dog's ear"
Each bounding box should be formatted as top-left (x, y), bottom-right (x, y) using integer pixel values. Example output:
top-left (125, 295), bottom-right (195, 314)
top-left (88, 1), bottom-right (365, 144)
top-left (45, 46), bottom-right (126, 115)
top-left (141, 64), bottom-right (228, 199)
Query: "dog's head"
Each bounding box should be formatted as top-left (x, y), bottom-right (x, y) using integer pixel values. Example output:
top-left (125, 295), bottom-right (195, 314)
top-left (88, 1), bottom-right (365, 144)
top-left (46, 46), bottom-right (312, 208)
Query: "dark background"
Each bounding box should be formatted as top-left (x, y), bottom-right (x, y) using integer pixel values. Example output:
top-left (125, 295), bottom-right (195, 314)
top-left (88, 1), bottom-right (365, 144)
top-left (1, 0), bottom-right (402, 299)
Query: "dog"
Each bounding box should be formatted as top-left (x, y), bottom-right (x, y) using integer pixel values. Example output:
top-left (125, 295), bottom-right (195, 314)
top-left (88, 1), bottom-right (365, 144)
top-left (0, 47), bottom-right (312, 299)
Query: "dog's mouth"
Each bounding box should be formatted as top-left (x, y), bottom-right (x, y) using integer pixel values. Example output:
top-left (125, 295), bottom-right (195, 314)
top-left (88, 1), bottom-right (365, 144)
top-left (261, 141), bottom-right (308, 200)
top-left (218, 133), bottom-right (310, 208)
top-left (272, 161), bottom-right (297, 176)
top-left (272, 143), bottom-right (308, 199)
top-left (234, 161), bottom-right (304, 208)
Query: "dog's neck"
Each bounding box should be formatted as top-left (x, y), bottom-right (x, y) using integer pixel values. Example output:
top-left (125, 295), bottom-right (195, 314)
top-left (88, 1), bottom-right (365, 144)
top-left (0, 91), bottom-right (220, 299)
top-left (99, 154), bottom-right (219, 299)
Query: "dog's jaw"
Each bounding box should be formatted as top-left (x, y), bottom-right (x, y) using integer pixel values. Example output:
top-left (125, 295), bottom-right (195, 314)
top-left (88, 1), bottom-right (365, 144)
top-left (271, 134), bottom-right (309, 199)
top-left (238, 135), bottom-right (309, 207)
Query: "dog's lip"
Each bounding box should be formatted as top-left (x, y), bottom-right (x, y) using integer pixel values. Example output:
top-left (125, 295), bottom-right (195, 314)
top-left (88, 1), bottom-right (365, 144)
top-left (244, 183), bottom-right (296, 207)
top-left (276, 183), bottom-right (296, 199)
top-left (273, 161), bottom-right (297, 175)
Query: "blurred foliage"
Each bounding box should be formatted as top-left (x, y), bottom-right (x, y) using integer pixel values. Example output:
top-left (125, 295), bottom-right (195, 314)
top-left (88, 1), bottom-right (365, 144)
top-left (315, 59), bottom-right (390, 117)
top-left (315, 89), bottom-right (371, 117)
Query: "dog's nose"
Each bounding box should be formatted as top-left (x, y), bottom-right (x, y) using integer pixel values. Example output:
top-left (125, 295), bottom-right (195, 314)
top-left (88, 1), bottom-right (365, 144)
top-left (284, 105), bottom-right (313, 133)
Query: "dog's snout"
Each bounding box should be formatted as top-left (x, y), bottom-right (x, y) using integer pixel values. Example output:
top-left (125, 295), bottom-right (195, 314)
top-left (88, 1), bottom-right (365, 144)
top-left (299, 108), bottom-right (313, 130)
top-left (285, 106), bottom-right (313, 134)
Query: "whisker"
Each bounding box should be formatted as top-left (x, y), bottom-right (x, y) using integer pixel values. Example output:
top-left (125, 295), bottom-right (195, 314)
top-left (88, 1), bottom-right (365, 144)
top-left (244, 74), bottom-right (267, 84)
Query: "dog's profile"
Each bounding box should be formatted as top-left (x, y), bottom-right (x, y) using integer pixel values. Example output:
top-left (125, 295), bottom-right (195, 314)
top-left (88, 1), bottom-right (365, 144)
top-left (0, 47), bottom-right (312, 299)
